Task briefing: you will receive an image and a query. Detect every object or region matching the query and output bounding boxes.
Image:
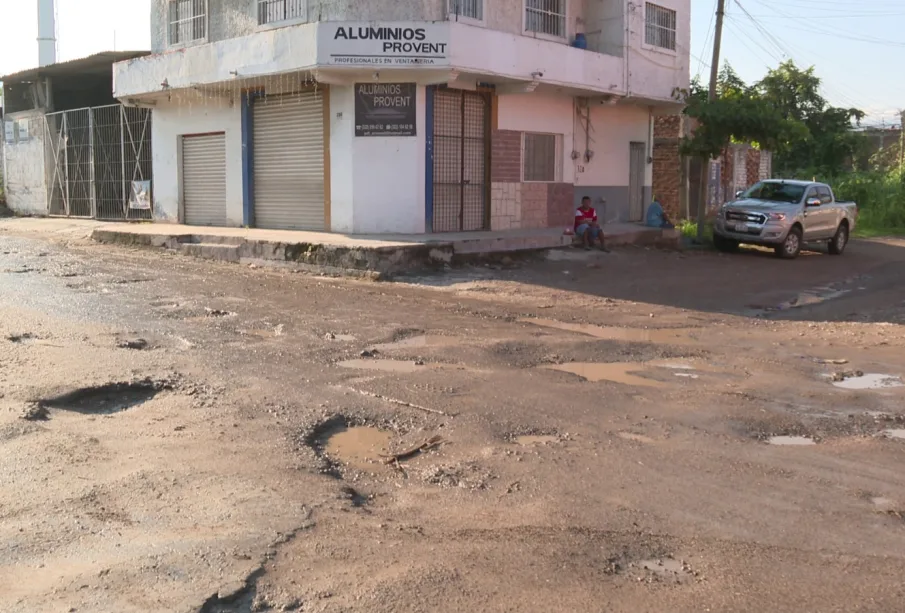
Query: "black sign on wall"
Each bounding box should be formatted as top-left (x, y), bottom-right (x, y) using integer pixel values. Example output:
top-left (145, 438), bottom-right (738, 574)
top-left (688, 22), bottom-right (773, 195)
top-left (354, 83), bottom-right (417, 137)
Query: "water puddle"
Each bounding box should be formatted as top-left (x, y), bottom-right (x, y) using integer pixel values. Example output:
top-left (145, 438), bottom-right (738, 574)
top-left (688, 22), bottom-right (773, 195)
top-left (832, 373), bottom-right (904, 390)
top-left (323, 426), bottom-right (392, 471)
top-left (883, 429), bottom-right (905, 440)
top-left (767, 435), bottom-right (816, 446)
top-left (519, 318), bottom-right (695, 344)
top-left (338, 359), bottom-right (447, 374)
top-left (749, 287), bottom-right (851, 314)
top-left (373, 335), bottom-right (460, 351)
top-left (544, 362), bottom-right (668, 388)
top-left (514, 435), bottom-right (559, 446)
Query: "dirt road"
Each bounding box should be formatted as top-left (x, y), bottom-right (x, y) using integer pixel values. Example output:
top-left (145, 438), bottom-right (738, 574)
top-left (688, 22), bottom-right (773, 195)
top-left (2, 223), bottom-right (905, 612)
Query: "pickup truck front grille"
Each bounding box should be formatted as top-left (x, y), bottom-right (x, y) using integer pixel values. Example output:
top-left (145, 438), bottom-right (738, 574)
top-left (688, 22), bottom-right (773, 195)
top-left (725, 211), bottom-right (767, 225)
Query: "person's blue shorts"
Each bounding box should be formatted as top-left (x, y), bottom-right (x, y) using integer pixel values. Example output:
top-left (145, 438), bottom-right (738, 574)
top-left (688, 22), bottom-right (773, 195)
top-left (576, 224), bottom-right (601, 239)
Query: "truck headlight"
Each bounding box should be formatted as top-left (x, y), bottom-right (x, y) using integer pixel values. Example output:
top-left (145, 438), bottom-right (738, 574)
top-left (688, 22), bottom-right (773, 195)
top-left (766, 212), bottom-right (786, 221)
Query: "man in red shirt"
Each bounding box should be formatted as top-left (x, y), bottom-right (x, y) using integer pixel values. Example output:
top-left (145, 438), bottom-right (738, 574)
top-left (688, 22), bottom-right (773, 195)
top-left (575, 196), bottom-right (609, 251)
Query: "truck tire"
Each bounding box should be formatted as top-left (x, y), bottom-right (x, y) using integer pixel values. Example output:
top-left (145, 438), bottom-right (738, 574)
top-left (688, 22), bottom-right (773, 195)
top-left (828, 222), bottom-right (849, 255)
top-left (775, 226), bottom-right (802, 259)
top-left (713, 234), bottom-right (740, 253)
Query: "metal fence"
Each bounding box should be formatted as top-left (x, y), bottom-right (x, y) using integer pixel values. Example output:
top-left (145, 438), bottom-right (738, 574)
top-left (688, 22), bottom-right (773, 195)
top-left (44, 104), bottom-right (152, 220)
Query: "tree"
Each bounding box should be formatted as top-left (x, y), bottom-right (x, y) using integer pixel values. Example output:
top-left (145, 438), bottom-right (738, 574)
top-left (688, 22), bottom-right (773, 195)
top-left (677, 65), bottom-right (805, 162)
top-left (754, 61), bottom-right (865, 175)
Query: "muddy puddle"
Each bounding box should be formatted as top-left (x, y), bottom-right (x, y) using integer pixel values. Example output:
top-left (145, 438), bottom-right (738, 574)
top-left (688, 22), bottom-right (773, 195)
top-left (338, 359), bottom-right (453, 373)
top-left (768, 436), bottom-right (816, 446)
top-left (372, 335), bottom-right (461, 351)
top-left (544, 362), bottom-right (670, 388)
top-left (323, 426), bottom-right (392, 471)
top-left (832, 373), bottom-right (904, 390)
top-left (513, 435), bottom-right (559, 446)
top-left (519, 318), bottom-right (697, 344)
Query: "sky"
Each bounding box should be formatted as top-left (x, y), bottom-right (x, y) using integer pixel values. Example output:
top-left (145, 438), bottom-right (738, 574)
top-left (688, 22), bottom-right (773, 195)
top-left (0, 0), bottom-right (902, 126)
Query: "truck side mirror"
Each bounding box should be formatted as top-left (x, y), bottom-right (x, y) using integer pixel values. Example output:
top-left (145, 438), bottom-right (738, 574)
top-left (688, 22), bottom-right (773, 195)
top-left (805, 197), bottom-right (821, 208)
top-left (735, 190), bottom-right (744, 199)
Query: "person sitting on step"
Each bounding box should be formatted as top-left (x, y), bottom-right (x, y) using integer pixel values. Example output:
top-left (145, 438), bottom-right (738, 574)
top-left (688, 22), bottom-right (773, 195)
top-left (575, 196), bottom-right (610, 252)
top-left (646, 197), bottom-right (676, 229)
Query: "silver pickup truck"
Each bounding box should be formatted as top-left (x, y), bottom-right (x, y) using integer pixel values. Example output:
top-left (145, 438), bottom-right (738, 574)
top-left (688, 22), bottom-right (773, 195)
top-left (713, 180), bottom-right (858, 259)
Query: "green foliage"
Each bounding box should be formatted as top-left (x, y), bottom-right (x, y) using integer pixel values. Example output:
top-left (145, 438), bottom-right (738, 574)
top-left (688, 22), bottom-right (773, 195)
top-left (831, 169), bottom-right (905, 235)
top-left (677, 63), bottom-right (806, 161)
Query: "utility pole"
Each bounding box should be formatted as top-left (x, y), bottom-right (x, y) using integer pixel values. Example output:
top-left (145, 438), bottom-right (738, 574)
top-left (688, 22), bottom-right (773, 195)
top-left (696, 0), bottom-right (726, 242)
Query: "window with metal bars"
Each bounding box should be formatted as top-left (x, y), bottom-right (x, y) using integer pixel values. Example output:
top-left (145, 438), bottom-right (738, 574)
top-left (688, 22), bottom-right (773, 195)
top-left (168, 0), bottom-right (207, 46)
top-left (645, 3), bottom-right (677, 51)
top-left (525, 0), bottom-right (566, 38)
top-left (448, 0), bottom-right (483, 21)
top-left (258, 0), bottom-right (306, 25)
top-left (523, 133), bottom-right (559, 182)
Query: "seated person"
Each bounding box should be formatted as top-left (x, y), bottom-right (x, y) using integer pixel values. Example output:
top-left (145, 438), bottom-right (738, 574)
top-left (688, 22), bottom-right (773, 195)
top-left (575, 196), bottom-right (610, 252)
top-left (646, 198), bottom-right (675, 229)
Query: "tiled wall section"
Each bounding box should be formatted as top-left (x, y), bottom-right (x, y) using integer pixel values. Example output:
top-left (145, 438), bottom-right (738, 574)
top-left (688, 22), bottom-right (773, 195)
top-left (491, 182), bottom-right (522, 230)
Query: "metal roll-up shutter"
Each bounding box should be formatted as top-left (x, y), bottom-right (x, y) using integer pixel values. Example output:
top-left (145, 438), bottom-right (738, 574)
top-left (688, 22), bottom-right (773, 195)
top-left (182, 133), bottom-right (227, 226)
top-left (253, 92), bottom-right (325, 230)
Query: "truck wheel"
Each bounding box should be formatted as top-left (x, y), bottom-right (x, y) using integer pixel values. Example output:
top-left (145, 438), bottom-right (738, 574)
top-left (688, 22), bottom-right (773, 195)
top-left (828, 222), bottom-right (849, 255)
top-left (713, 234), bottom-right (739, 253)
top-left (775, 226), bottom-right (802, 259)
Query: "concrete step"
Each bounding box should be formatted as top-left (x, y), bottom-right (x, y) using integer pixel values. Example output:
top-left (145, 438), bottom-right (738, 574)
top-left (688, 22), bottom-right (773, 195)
top-left (452, 233), bottom-right (572, 254)
top-left (176, 234), bottom-right (247, 247)
top-left (177, 242), bottom-right (241, 262)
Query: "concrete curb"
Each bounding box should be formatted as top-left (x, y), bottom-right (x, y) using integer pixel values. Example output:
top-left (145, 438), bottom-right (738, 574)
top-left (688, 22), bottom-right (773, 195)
top-left (91, 228), bottom-right (457, 278)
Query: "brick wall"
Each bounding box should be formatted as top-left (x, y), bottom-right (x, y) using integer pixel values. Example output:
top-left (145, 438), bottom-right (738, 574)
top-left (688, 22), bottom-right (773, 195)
top-left (491, 130), bottom-right (521, 183)
top-left (547, 183), bottom-right (575, 228)
top-left (652, 115), bottom-right (683, 220)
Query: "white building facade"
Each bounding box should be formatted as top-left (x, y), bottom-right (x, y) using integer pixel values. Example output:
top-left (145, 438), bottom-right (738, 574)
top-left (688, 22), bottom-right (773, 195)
top-left (114, 0), bottom-right (689, 234)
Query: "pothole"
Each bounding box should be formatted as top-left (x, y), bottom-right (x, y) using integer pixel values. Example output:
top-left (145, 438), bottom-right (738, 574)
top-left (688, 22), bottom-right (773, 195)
top-left (204, 308), bottom-right (236, 318)
top-left (519, 318), bottom-right (697, 345)
top-left (37, 379), bottom-right (172, 415)
top-left (543, 363), bottom-right (669, 388)
top-left (372, 335), bottom-right (462, 351)
top-left (116, 338), bottom-right (150, 350)
top-left (831, 373), bottom-right (904, 390)
top-left (767, 435), bottom-right (816, 446)
top-left (513, 435), bottom-right (559, 446)
top-left (6, 333), bottom-right (38, 344)
top-left (338, 359), bottom-right (452, 374)
top-left (635, 558), bottom-right (695, 583)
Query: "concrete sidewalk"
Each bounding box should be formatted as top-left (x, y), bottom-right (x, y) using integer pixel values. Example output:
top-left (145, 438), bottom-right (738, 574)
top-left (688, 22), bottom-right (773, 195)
top-left (1, 217), bottom-right (679, 276)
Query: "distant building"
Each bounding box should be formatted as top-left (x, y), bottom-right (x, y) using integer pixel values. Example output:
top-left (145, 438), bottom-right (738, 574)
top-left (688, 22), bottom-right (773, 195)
top-left (113, 0), bottom-right (690, 233)
top-left (1, 51), bottom-right (152, 218)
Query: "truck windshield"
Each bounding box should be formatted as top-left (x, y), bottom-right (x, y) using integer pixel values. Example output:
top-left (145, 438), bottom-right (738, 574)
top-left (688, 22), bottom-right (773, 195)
top-left (742, 182), bottom-right (806, 204)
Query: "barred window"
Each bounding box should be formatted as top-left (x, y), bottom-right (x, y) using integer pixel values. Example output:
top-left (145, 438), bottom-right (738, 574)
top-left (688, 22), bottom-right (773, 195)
top-left (258, 0), bottom-right (306, 25)
top-left (168, 0), bottom-right (207, 45)
top-left (645, 3), bottom-right (677, 51)
top-left (449, 0), bottom-right (483, 21)
top-left (523, 133), bottom-right (559, 182)
top-left (525, 0), bottom-right (566, 38)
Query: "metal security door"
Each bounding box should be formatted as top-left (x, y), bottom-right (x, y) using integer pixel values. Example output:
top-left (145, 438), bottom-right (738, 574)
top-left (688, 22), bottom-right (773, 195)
top-left (182, 133), bottom-right (227, 226)
top-left (629, 141), bottom-right (646, 222)
top-left (432, 89), bottom-right (490, 232)
top-left (253, 91), bottom-right (325, 230)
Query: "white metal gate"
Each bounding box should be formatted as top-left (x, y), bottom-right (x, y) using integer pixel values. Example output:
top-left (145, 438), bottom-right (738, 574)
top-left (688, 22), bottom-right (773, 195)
top-left (629, 141), bottom-right (646, 222)
top-left (44, 105), bottom-right (152, 219)
top-left (253, 92), bottom-right (325, 230)
top-left (182, 133), bottom-right (227, 226)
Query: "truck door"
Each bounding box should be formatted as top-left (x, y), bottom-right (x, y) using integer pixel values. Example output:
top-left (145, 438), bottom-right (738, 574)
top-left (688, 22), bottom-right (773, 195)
top-left (802, 186), bottom-right (822, 240)
top-left (815, 186), bottom-right (837, 238)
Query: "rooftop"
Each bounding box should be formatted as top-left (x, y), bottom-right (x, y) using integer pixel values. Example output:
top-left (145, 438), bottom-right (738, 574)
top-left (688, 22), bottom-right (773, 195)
top-left (1, 51), bottom-right (150, 83)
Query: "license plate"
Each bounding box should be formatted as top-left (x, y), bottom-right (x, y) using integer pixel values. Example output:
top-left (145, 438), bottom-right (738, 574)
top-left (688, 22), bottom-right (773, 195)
top-left (734, 222), bottom-right (749, 232)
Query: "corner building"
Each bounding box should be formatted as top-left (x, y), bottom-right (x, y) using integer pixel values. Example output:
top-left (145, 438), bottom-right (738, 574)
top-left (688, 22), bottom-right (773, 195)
top-left (114, 0), bottom-right (690, 234)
